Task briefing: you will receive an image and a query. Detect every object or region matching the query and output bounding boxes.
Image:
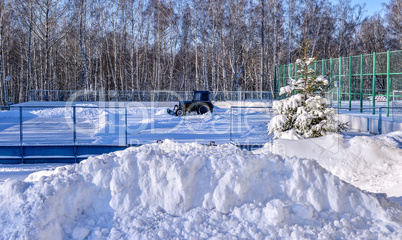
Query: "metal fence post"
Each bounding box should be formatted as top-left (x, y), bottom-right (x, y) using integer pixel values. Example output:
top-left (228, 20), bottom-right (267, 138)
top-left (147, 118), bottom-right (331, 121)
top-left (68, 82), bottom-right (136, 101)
top-left (330, 58), bottom-right (333, 106)
top-left (20, 107), bottom-right (24, 163)
top-left (283, 64), bottom-right (286, 90)
top-left (125, 107), bottom-right (128, 146)
top-left (372, 52), bottom-right (376, 115)
top-left (349, 55), bottom-right (352, 111)
top-left (230, 107), bottom-right (233, 143)
top-left (289, 63), bottom-right (292, 79)
top-left (378, 107), bottom-right (382, 134)
top-left (339, 57), bottom-right (342, 109)
top-left (73, 106), bottom-right (76, 145)
top-left (19, 107), bottom-right (23, 146)
top-left (274, 65), bottom-right (277, 98)
top-left (73, 106), bottom-right (77, 163)
top-left (278, 65), bottom-right (281, 99)
top-left (360, 54), bottom-right (363, 113)
top-left (322, 59), bottom-right (325, 76)
top-left (386, 51), bottom-right (390, 117)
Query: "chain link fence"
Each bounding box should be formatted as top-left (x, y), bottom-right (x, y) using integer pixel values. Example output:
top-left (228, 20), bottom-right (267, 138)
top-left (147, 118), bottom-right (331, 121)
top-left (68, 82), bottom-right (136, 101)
top-left (276, 50), bottom-right (402, 117)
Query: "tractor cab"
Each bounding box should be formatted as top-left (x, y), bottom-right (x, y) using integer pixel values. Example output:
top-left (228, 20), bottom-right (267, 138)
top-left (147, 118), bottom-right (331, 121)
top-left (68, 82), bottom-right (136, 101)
top-left (193, 91), bottom-right (210, 102)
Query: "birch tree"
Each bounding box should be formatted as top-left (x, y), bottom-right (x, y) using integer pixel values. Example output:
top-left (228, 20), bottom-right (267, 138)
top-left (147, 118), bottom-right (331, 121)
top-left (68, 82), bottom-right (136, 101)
top-left (356, 15), bottom-right (387, 53)
top-left (33, 0), bottom-right (75, 96)
top-left (385, 0), bottom-right (402, 49)
top-left (77, 0), bottom-right (88, 91)
top-left (335, 0), bottom-right (364, 56)
top-left (0, 0), bottom-right (4, 102)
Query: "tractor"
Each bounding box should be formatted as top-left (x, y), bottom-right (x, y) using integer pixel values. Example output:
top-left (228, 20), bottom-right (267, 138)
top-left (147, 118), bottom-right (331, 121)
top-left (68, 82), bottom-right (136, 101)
top-left (167, 91), bottom-right (214, 116)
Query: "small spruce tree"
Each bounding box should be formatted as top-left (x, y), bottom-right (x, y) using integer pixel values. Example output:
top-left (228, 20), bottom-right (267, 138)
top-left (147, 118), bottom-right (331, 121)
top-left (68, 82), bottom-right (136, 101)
top-left (268, 39), bottom-right (348, 139)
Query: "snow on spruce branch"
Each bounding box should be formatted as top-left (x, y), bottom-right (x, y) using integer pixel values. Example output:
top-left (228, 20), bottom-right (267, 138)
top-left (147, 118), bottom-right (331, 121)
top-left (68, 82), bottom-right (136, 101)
top-left (268, 55), bottom-right (348, 140)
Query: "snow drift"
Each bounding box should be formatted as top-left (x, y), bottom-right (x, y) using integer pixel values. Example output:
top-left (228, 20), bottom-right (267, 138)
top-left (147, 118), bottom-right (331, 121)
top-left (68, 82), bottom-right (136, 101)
top-left (0, 141), bottom-right (401, 239)
top-left (262, 132), bottom-right (402, 197)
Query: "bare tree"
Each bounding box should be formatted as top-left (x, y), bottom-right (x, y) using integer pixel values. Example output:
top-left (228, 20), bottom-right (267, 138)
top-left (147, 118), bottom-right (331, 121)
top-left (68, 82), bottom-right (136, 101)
top-left (335, 0), bottom-right (364, 56)
top-left (77, 0), bottom-right (88, 91)
top-left (33, 0), bottom-right (75, 97)
top-left (286, 0), bottom-right (296, 64)
top-left (226, 0), bottom-right (249, 91)
top-left (356, 15), bottom-right (388, 53)
top-left (385, 0), bottom-right (402, 49)
top-left (0, 0), bottom-right (4, 103)
top-left (127, 0), bottom-right (142, 91)
top-left (267, 0), bottom-right (285, 91)
top-left (260, 0), bottom-right (265, 91)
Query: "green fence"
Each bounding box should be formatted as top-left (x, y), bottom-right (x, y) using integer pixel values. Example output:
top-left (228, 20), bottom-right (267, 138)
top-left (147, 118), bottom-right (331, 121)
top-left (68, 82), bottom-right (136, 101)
top-left (275, 50), bottom-right (402, 117)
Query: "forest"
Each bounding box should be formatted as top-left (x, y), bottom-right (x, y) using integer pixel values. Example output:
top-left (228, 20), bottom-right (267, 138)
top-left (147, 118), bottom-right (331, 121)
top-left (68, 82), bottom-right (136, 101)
top-left (0, 0), bottom-right (401, 104)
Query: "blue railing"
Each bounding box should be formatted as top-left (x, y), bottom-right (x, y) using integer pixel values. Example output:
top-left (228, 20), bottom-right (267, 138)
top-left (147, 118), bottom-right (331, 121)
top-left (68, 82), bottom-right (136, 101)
top-left (4, 105), bottom-right (131, 147)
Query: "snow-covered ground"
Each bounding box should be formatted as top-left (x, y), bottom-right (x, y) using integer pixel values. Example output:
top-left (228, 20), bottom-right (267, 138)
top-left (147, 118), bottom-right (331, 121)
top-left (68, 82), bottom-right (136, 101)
top-left (0, 101), bottom-right (401, 239)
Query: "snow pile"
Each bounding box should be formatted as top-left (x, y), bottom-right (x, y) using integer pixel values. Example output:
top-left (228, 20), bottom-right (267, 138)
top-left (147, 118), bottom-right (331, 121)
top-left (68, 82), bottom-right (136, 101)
top-left (30, 104), bottom-right (107, 118)
top-left (30, 107), bottom-right (73, 118)
top-left (30, 105), bottom-right (118, 136)
top-left (0, 164), bottom-right (66, 182)
top-left (262, 132), bottom-right (402, 197)
top-left (0, 141), bottom-right (401, 239)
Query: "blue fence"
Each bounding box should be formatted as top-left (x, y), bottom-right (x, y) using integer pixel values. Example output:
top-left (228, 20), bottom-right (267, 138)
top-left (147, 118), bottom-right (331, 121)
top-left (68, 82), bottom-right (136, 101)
top-left (0, 104), bottom-right (275, 163)
top-left (1, 105), bottom-right (130, 146)
top-left (0, 105), bottom-right (136, 163)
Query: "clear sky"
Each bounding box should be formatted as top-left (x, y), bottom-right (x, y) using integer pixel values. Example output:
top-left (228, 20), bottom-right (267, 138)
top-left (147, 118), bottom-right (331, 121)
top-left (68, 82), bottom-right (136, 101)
top-left (331, 0), bottom-right (387, 17)
top-left (352, 0), bottom-right (387, 16)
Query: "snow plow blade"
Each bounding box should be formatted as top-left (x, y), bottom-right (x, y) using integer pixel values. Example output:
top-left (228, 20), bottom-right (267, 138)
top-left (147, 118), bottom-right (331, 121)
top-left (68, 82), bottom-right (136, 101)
top-left (167, 105), bottom-right (179, 115)
top-left (167, 108), bottom-right (175, 115)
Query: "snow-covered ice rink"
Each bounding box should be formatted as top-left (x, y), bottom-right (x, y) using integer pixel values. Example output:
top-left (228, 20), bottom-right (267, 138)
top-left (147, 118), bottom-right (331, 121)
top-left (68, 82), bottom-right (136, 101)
top-left (0, 101), bottom-right (273, 145)
top-left (0, 101), bottom-right (401, 239)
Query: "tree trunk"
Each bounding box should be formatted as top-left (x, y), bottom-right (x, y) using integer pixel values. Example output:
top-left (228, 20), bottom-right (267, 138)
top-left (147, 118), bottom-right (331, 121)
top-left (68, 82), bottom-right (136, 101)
top-left (287, 0), bottom-right (293, 64)
top-left (0, 0), bottom-right (3, 103)
top-left (27, 2), bottom-right (33, 99)
top-left (261, 0), bottom-right (265, 91)
top-left (19, 51), bottom-right (24, 102)
top-left (79, 0), bottom-right (88, 91)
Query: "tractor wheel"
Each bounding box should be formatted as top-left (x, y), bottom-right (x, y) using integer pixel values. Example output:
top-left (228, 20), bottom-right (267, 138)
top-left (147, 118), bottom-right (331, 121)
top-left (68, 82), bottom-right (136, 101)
top-left (197, 104), bottom-right (211, 114)
top-left (176, 108), bottom-right (186, 116)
